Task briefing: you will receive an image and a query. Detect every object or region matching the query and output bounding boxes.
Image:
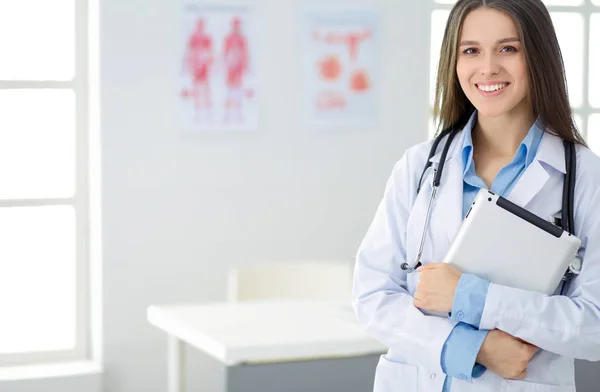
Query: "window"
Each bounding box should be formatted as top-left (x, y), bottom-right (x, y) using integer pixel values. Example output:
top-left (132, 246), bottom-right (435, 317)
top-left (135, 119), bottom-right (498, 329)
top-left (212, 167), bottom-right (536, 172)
top-left (0, 0), bottom-right (94, 366)
top-left (429, 0), bottom-right (600, 153)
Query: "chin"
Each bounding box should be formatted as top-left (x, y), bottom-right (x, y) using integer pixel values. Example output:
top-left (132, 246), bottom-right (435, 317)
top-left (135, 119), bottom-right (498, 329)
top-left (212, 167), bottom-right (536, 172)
top-left (472, 103), bottom-right (517, 119)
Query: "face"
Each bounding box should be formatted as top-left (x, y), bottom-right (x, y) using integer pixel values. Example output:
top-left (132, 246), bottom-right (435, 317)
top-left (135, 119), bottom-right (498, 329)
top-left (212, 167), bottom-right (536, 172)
top-left (456, 8), bottom-right (530, 119)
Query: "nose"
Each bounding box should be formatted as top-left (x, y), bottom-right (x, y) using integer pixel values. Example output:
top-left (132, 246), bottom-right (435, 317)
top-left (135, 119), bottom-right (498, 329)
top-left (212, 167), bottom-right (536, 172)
top-left (480, 52), bottom-right (501, 76)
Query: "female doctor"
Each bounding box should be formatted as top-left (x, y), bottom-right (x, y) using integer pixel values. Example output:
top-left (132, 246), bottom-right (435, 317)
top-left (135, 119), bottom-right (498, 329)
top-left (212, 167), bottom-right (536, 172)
top-left (352, 0), bottom-right (600, 391)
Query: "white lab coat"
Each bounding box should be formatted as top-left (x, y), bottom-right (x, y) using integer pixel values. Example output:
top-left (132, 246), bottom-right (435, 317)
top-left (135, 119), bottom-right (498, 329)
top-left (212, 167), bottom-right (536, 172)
top-left (352, 129), bottom-right (600, 392)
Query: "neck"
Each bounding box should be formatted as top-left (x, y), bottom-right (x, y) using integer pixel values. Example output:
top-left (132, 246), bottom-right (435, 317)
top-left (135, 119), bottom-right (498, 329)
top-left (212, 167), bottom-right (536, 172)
top-left (472, 107), bottom-right (536, 159)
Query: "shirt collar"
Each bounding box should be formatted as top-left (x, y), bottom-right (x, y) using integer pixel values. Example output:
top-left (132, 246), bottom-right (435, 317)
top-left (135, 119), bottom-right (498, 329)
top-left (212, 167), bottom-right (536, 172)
top-left (461, 111), bottom-right (477, 176)
top-left (461, 111), bottom-right (545, 174)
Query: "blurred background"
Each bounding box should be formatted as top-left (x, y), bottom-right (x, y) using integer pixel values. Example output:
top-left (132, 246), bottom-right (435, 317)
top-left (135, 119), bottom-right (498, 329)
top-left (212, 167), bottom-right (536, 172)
top-left (0, 0), bottom-right (599, 391)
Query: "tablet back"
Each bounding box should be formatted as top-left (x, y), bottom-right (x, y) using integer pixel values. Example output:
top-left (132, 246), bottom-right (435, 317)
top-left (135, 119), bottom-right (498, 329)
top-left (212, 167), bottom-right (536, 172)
top-left (443, 190), bottom-right (581, 295)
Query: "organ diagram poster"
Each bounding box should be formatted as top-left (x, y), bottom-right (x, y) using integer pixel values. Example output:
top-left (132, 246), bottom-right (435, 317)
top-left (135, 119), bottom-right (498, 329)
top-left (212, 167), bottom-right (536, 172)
top-left (299, 7), bottom-right (381, 129)
top-left (179, 3), bottom-right (258, 132)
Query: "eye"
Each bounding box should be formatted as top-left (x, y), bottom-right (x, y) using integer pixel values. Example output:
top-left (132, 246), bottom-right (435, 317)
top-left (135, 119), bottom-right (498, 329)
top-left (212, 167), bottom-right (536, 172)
top-left (500, 46), bottom-right (518, 53)
top-left (462, 47), bottom-right (478, 55)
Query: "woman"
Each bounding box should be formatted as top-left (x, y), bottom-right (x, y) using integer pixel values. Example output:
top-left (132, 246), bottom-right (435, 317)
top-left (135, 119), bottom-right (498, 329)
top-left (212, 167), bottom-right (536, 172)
top-left (352, 1), bottom-right (600, 391)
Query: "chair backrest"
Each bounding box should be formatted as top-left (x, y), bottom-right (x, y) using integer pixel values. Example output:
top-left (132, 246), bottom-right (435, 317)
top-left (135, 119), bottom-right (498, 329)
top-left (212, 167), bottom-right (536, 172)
top-left (227, 261), bottom-right (353, 302)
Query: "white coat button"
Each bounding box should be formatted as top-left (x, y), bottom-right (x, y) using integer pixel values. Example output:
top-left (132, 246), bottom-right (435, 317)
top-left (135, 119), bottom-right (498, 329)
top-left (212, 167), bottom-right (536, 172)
top-left (430, 373), bottom-right (436, 380)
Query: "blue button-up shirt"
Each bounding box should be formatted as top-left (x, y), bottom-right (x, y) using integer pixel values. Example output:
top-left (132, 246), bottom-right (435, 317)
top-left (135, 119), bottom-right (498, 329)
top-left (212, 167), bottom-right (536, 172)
top-left (440, 112), bottom-right (544, 391)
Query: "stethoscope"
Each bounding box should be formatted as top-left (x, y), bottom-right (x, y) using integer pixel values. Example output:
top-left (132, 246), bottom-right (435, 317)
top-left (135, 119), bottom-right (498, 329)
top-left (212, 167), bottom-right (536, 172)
top-left (400, 127), bottom-right (582, 294)
top-left (400, 128), bottom-right (459, 272)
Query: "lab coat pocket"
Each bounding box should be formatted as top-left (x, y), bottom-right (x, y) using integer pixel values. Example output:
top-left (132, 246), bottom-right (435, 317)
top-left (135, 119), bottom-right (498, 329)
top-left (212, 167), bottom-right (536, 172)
top-left (501, 379), bottom-right (575, 392)
top-left (373, 355), bottom-right (418, 392)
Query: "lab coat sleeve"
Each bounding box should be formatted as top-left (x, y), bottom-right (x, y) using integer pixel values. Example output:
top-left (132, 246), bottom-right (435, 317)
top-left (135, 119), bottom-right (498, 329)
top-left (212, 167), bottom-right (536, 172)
top-left (352, 151), bottom-right (459, 372)
top-left (479, 188), bottom-right (600, 361)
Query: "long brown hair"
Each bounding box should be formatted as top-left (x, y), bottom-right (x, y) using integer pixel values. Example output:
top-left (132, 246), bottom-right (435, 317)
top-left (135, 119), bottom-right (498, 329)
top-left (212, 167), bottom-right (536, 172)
top-left (433, 0), bottom-right (587, 146)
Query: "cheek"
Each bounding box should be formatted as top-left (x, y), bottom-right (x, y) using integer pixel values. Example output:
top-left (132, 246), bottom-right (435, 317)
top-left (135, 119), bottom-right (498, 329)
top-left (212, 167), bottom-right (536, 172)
top-left (513, 62), bottom-right (529, 95)
top-left (455, 61), bottom-right (471, 89)
top-left (512, 56), bottom-right (529, 83)
top-left (515, 66), bottom-right (528, 84)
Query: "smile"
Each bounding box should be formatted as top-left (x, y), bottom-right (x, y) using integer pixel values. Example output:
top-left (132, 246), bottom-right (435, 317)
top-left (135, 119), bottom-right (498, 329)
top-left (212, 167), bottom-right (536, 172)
top-left (475, 82), bottom-right (510, 97)
top-left (476, 83), bottom-right (509, 93)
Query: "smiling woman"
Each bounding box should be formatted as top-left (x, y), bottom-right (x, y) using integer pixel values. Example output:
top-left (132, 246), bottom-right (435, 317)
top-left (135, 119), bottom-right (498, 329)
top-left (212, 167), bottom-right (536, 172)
top-left (352, 1), bottom-right (600, 392)
top-left (430, 1), bottom-right (600, 149)
top-left (434, 1), bottom-right (586, 147)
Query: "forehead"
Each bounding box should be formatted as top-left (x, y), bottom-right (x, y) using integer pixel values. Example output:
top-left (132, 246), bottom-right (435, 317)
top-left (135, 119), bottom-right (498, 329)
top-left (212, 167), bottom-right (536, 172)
top-left (460, 8), bottom-right (519, 41)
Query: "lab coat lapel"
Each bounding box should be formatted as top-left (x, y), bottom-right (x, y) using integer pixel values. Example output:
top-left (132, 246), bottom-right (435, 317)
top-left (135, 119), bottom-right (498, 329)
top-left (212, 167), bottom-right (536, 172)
top-left (505, 160), bottom-right (549, 208)
top-left (507, 132), bottom-right (565, 208)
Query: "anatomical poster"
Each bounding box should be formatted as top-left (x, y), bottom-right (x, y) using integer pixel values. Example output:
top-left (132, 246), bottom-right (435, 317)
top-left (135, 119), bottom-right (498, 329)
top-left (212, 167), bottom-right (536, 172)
top-left (179, 3), bottom-right (258, 132)
top-left (299, 7), bottom-right (381, 129)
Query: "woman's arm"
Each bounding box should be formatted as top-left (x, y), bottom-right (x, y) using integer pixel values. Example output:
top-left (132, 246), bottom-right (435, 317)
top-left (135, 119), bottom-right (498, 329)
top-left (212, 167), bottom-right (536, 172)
top-left (478, 188), bottom-right (600, 361)
top-left (353, 151), bottom-right (464, 373)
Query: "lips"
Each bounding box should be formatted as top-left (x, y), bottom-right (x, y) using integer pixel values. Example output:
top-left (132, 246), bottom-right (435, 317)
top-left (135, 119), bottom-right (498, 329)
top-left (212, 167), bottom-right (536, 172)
top-left (476, 82), bottom-right (509, 92)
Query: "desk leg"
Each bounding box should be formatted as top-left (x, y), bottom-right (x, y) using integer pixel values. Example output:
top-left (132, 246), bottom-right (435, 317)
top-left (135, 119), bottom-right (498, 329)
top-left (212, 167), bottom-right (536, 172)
top-left (168, 335), bottom-right (185, 392)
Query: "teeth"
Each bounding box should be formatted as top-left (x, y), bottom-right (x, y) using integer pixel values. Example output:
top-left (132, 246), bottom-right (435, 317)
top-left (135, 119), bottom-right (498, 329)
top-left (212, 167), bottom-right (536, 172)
top-left (478, 83), bottom-right (507, 92)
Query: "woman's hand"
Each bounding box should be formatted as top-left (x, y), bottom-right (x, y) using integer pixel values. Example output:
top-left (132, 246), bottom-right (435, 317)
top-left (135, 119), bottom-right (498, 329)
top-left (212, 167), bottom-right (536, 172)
top-left (477, 329), bottom-right (539, 379)
top-left (413, 263), bottom-right (462, 313)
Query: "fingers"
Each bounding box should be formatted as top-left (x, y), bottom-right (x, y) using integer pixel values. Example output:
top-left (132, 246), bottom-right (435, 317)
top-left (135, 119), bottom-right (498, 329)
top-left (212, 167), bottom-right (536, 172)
top-left (524, 344), bottom-right (539, 359)
top-left (515, 337), bottom-right (527, 343)
top-left (511, 369), bottom-right (527, 380)
top-left (513, 336), bottom-right (539, 357)
top-left (413, 292), bottom-right (425, 309)
top-left (416, 263), bottom-right (444, 271)
top-left (516, 339), bottom-right (538, 358)
top-left (515, 337), bottom-right (536, 347)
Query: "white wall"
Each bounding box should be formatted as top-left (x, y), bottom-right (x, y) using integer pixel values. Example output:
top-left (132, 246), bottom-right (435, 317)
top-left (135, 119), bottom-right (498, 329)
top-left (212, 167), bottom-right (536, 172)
top-left (100, 0), bottom-right (428, 391)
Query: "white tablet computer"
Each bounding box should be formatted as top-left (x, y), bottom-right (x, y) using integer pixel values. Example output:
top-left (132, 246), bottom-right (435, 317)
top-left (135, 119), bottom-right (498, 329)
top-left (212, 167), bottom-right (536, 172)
top-left (443, 189), bottom-right (581, 295)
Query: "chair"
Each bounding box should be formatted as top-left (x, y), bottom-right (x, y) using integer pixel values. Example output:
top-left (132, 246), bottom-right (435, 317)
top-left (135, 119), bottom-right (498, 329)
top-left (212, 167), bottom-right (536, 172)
top-left (227, 260), bottom-right (354, 302)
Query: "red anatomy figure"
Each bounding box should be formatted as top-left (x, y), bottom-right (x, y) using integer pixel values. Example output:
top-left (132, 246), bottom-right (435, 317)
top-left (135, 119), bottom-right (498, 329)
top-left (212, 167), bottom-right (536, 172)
top-left (182, 18), bottom-right (214, 120)
top-left (222, 17), bottom-right (250, 122)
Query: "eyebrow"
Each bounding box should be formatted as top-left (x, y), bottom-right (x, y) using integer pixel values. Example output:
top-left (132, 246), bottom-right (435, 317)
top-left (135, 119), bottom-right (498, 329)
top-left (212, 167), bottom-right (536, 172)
top-left (459, 37), bottom-right (520, 46)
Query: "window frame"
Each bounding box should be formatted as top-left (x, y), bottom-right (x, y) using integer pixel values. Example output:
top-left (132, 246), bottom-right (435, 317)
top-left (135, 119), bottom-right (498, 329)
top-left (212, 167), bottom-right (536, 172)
top-left (0, 0), bottom-right (92, 366)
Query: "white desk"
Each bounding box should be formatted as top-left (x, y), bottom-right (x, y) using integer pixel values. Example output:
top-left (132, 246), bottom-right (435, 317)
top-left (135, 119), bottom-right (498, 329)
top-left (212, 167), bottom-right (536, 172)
top-left (147, 299), bottom-right (386, 392)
